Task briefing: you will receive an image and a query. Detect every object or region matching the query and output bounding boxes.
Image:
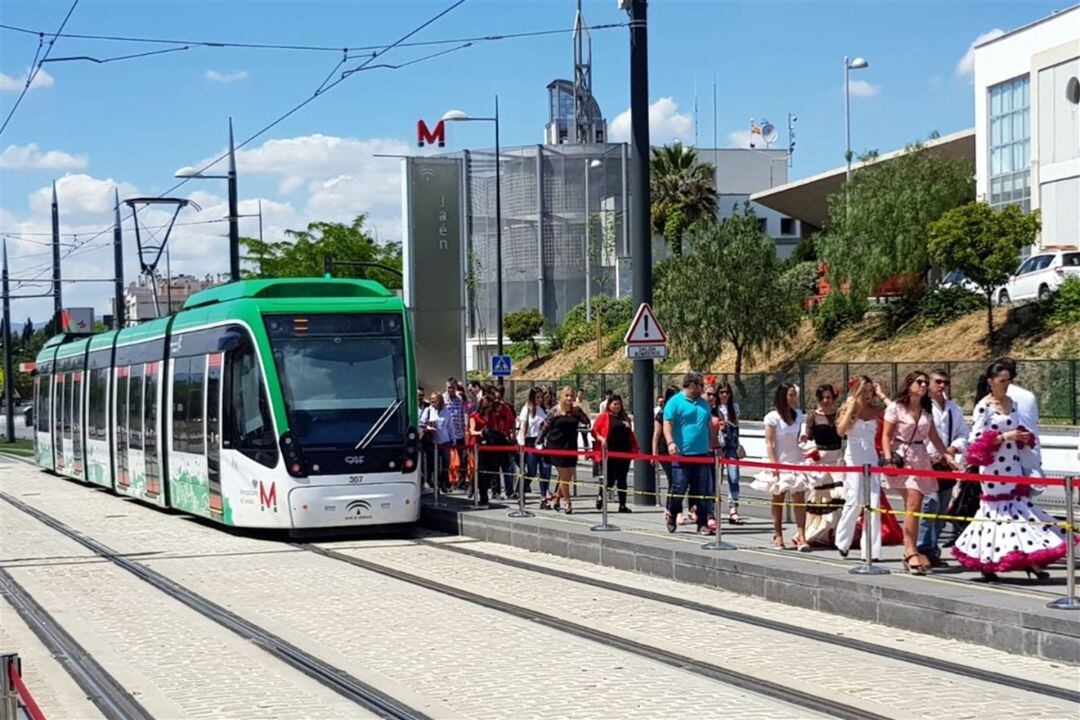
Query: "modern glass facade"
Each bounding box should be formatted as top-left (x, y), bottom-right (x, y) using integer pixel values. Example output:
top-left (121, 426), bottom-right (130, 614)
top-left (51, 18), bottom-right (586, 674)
top-left (988, 74), bottom-right (1031, 211)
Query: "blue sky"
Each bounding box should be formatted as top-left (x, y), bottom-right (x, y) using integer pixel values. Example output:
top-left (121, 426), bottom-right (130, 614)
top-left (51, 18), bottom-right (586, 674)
top-left (0, 0), bottom-right (1071, 318)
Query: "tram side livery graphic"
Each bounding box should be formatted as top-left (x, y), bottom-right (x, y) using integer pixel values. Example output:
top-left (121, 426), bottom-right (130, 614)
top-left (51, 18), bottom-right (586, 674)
top-left (31, 278), bottom-right (421, 529)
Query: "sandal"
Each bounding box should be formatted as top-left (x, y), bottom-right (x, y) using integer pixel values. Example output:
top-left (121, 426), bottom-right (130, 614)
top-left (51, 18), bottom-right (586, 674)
top-left (772, 535), bottom-right (786, 549)
top-left (903, 553), bottom-right (928, 575)
top-left (728, 508), bottom-right (745, 525)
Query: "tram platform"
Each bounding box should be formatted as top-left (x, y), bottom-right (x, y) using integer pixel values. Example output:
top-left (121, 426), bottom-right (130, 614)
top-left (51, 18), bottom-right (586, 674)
top-left (421, 489), bottom-right (1080, 665)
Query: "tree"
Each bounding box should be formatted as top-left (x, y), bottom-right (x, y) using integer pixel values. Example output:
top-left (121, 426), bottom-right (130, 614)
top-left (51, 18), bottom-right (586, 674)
top-left (655, 208), bottom-right (804, 373)
top-left (650, 143), bottom-right (718, 257)
top-left (240, 215), bottom-right (402, 289)
top-left (20, 318), bottom-right (33, 345)
top-left (927, 202), bottom-right (1040, 346)
top-left (818, 136), bottom-right (974, 299)
top-left (503, 309), bottom-right (546, 360)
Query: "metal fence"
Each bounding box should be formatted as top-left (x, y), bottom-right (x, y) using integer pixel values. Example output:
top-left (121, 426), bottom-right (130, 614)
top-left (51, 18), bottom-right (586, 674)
top-left (504, 359), bottom-right (1080, 425)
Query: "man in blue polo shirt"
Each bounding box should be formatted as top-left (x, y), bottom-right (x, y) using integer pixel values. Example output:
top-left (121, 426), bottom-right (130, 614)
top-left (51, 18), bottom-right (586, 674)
top-left (662, 371), bottom-right (714, 534)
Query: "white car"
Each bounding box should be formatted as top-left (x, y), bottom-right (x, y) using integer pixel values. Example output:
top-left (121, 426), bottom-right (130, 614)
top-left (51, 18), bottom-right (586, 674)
top-left (996, 248), bottom-right (1080, 305)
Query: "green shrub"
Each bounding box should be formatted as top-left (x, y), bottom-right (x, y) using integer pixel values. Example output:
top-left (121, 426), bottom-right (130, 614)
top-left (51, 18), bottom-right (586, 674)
top-left (559, 296), bottom-right (633, 350)
top-left (812, 292), bottom-right (867, 338)
top-left (1049, 277), bottom-right (1080, 326)
top-left (917, 285), bottom-right (984, 326)
top-left (506, 341), bottom-right (534, 364)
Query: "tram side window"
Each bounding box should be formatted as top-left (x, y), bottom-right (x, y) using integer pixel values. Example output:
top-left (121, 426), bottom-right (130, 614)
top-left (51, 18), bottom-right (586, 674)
top-left (62, 373), bottom-right (72, 435)
top-left (88, 368), bottom-right (108, 441)
top-left (187, 356), bottom-right (205, 455)
top-left (72, 372), bottom-right (83, 456)
top-left (172, 357), bottom-right (191, 453)
top-left (145, 364), bottom-right (158, 451)
top-left (223, 342), bottom-right (278, 468)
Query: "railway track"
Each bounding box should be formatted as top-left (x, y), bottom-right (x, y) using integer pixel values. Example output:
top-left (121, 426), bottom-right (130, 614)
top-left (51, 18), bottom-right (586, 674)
top-left (0, 481), bottom-right (430, 720)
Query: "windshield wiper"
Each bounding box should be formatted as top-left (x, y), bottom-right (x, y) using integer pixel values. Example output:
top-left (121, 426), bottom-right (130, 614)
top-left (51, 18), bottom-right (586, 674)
top-left (354, 399), bottom-right (403, 450)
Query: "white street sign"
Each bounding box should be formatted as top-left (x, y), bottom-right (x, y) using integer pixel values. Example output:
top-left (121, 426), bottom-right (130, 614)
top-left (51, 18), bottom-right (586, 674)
top-left (625, 344), bottom-right (668, 359)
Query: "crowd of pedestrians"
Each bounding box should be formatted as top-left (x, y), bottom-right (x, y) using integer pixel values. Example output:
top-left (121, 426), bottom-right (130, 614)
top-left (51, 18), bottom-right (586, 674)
top-left (419, 356), bottom-right (1072, 583)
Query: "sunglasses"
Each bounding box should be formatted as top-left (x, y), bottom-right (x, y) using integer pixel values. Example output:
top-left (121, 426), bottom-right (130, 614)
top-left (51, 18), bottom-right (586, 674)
top-left (705, 392), bottom-right (716, 397)
top-left (933, 379), bottom-right (950, 386)
top-left (915, 379), bottom-right (929, 386)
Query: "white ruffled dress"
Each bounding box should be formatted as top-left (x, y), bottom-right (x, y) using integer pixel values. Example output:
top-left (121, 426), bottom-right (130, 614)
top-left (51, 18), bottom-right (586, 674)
top-left (752, 410), bottom-right (814, 495)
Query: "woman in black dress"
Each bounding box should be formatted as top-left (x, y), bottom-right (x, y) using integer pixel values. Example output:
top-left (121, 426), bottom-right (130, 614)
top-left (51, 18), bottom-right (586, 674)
top-left (539, 386), bottom-right (590, 513)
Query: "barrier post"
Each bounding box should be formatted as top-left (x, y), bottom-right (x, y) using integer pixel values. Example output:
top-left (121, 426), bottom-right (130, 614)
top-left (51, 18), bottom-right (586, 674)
top-left (431, 446), bottom-right (443, 507)
top-left (1, 653), bottom-right (18, 720)
top-left (591, 444), bottom-right (619, 532)
top-left (1047, 475), bottom-right (1079, 610)
top-left (472, 445), bottom-right (480, 509)
top-left (702, 453), bottom-right (735, 550)
top-left (849, 463), bottom-right (889, 576)
top-left (508, 444), bottom-right (533, 518)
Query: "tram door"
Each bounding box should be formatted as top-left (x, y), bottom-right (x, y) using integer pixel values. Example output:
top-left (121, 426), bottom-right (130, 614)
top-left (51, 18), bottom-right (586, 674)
top-left (71, 370), bottom-right (83, 477)
top-left (53, 374), bottom-right (65, 472)
top-left (116, 366), bottom-right (130, 489)
top-left (206, 353), bottom-right (223, 516)
top-left (144, 362), bottom-right (160, 498)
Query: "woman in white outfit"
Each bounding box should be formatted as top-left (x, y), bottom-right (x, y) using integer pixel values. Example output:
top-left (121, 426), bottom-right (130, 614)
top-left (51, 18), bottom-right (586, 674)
top-left (752, 383), bottom-right (812, 550)
top-left (835, 376), bottom-right (891, 560)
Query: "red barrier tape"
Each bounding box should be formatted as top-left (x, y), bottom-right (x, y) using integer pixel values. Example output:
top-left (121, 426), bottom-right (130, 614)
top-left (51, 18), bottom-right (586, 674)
top-left (8, 660), bottom-right (47, 720)
top-left (474, 444), bottom-right (1067, 488)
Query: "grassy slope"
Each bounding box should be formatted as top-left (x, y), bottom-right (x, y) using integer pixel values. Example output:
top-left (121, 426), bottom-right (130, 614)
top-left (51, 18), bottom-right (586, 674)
top-left (514, 306), bottom-right (1080, 380)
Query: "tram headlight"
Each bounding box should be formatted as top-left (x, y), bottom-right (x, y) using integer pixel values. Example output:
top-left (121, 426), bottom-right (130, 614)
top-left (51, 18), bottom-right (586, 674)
top-left (280, 432), bottom-right (307, 477)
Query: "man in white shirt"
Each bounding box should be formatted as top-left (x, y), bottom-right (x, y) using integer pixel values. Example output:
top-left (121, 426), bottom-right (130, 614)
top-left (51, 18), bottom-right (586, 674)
top-left (917, 369), bottom-right (969, 567)
top-left (996, 358), bottom-right (1043, 479)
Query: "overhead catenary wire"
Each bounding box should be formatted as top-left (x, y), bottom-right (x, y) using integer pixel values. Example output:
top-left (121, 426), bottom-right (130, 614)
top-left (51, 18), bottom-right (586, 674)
top-left (0, 20), bottom-right (626, 55)
top-left (0, 0), bottom-right (80, 137)
top-left (7, 0), bottom-right (470, 293)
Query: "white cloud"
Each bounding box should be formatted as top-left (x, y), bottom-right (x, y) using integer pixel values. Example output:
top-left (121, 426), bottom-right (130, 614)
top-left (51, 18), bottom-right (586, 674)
top-left (0, 143), bottom-right (88, 170)
top-left (28, 174), bottom-right (139, 217)
top-left (727, 130), bottom-right (753, 148)
top-left (956, 28), bottom-right (1004, 79)
top-left (205, 69), bottom-right (249, 84)
top-left (847, 79), bottom-right (880, 98)
top-left (610, 97), bottom-right (693, 144)
top-left (0, 67), bottom-right (54, 93)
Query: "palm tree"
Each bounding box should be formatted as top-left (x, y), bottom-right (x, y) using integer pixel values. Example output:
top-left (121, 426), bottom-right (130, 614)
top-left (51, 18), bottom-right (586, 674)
top-left (650, 143), bottom-right (718, 256)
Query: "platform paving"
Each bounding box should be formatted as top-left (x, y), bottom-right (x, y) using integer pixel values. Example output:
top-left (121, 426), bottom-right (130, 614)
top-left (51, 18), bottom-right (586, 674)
top-left (421, 486), bottom-right (1080, 664)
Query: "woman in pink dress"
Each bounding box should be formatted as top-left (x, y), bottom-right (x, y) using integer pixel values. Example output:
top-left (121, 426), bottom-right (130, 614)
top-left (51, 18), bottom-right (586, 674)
top-left (881, 371), bottom-right (958, 575)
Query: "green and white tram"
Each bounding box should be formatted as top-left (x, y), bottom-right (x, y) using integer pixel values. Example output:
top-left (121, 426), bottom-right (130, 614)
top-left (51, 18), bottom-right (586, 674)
top-left (32, 278), bottom-right (421, 530)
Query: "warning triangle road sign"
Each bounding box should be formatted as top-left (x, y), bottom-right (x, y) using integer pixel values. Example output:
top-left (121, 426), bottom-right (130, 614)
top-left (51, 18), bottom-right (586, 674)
top-left (624, 303), bottom-right (667, 344)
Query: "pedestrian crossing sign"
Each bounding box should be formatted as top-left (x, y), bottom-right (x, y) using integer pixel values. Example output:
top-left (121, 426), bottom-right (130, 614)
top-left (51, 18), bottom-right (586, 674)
top-left (491, 354), bottom-right (512, 377)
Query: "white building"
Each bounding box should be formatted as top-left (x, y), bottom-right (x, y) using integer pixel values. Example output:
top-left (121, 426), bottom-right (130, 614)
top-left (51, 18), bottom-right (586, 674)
top-left (109, 275), bottom-right (222, 325)
top-left (974, 6), bottom-right (1080, 248)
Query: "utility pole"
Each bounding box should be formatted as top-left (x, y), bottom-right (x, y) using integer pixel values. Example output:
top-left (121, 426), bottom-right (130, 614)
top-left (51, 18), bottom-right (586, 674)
top-left (113, 189), bottom-right (125, 329)
top-left (627, 0), bottom-right (655, 505)
top-left (228, 117), bottom-right (240, 282)
top-left (51, 180), bottom-right (62, 327)
top-left (2, 239), bottom-right (14, 443)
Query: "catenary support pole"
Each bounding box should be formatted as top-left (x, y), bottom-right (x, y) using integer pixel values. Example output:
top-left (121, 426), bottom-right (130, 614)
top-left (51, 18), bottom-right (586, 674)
top-left (113, 189), bottom-right (125, 329)
top-left (227, 117), bottom-right (240, 282)
top-left (2, 240), bottom-right (15, 443)
top-left (51, 181), bottom-right (62, 326)
top-left (627, 0), bottom-right (655, 506)
top-left (494, 95), bottom-right (504, 387)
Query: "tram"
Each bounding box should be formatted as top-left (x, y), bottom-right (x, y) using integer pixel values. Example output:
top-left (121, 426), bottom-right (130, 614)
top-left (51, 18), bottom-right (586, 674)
top-left (31, 278), bottom-right (421, 530)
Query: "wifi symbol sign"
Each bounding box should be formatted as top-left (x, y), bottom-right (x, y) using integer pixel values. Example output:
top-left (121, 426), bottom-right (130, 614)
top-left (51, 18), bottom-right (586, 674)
top-left (418, 167), bottom-right (437, 183)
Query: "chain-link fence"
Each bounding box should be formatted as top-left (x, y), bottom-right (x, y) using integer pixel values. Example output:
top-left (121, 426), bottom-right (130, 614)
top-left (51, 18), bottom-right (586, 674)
top-left (505, 359), bottom-right (1079, 424)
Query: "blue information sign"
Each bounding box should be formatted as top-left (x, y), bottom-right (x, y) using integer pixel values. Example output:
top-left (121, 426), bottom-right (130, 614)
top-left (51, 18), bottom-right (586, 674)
top-left (491, 354), bottom-right (513, 377)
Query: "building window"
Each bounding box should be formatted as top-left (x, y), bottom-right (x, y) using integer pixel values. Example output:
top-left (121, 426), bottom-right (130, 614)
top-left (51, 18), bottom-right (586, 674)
top-left (988, 74), bottom-right (1031, 212)
top-left (780, 218), bottom-right (796, 236)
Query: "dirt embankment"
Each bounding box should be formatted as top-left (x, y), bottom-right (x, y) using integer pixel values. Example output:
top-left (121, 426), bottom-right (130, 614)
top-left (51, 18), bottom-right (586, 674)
top-left (512, 306), bottom-right (1080, 380)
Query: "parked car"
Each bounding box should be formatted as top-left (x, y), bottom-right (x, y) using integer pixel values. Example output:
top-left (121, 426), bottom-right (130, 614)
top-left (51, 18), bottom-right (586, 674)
top-left (940, 270), bottom-right (981, 293)
top-left (995, 248), bottom-right (1080, 305)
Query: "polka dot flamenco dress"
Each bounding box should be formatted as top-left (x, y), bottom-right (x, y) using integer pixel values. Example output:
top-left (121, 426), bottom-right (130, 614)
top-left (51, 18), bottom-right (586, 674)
top-left (951, 400), bottom-right (1073, 574)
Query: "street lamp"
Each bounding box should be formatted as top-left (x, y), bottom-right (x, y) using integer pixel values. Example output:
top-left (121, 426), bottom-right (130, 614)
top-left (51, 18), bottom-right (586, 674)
top-left (843, 56), bottom-right (869, 185)
top-left (442, 97), bottom-right (504, 370)
top-left (584, 158), bottom-right (602, 321)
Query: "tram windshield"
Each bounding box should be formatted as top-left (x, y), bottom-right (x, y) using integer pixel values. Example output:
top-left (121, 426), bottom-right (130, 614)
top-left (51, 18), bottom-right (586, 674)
top-left (266, 314), bottom-right (408, 448)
